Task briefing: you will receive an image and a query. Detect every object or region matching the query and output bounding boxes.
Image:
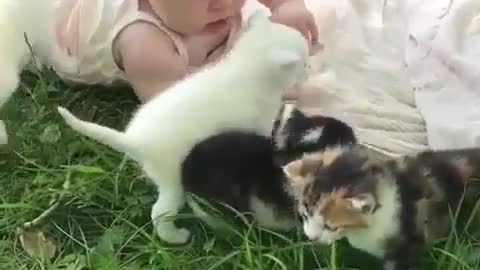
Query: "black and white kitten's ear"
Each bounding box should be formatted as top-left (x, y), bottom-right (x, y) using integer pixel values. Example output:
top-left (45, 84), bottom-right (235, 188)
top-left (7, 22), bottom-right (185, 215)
top-left (283, 155), bottom-right (323, 183)
top-left (347, 193), bottom-right (377, 214)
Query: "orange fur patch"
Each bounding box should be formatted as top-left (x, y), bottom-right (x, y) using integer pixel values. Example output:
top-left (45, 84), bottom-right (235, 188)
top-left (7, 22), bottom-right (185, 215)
top-left (318, 189), bottom-right (368, 229)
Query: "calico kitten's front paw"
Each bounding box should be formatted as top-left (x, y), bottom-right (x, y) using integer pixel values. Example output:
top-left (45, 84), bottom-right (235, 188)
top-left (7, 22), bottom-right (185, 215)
top-left (156, 227), bottom-right (191, 244)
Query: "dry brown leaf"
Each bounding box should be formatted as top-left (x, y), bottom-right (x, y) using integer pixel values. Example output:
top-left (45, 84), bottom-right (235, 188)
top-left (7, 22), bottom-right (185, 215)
top-left (19, 229), bottom-right (56, 260)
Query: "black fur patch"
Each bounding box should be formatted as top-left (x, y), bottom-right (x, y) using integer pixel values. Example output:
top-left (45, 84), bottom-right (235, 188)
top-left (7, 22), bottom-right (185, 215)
top-left (181, 131), bottom-right (292, 216)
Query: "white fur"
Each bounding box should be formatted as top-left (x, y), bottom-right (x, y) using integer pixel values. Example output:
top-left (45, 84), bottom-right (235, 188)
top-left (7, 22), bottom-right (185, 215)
top-left (0, 0), bottom-right (74, 145)
top-left (58, 12), bottom-right (309, 244)
top-left (249, 196), bottom-right (296, 230)
top-left (273, 103), bottom-right (295, 149)
top-left (303, 215), bottom-right (334, 243)
top-left (345, 177), bottom-right (401, 258)
top-left (0, 120), bottom-right (6, 144)
top-left (300, 127), bottom-right (324, 144)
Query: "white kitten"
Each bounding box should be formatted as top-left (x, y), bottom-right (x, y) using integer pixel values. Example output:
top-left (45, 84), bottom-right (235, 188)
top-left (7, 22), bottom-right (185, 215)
top-left (0, 0), bottom-right (55, 144)
top-left (57, 12), bottom-right (309, 244)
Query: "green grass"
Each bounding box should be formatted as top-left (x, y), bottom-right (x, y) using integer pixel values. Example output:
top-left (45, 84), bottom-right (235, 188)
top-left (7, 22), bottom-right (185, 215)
top-left (1, 66), bottom-right (480, 270)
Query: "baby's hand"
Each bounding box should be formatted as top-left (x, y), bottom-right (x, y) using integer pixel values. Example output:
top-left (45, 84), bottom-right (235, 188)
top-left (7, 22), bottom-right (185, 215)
top-left (269, 0), bottom-right (319, 47)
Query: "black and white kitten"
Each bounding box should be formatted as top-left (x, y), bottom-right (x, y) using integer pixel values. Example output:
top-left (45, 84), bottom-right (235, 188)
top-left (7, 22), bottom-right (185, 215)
top-left (283, 145), bottom-right (480, 270)
top-left (182, 131), bottom-right (295, 230)
top-left (182, 104), bottom-right (357, 231)
top-left (272, 103), bottom-right (357, 166)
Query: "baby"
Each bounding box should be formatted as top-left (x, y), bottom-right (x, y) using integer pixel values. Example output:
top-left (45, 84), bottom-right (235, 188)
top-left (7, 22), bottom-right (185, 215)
top-left (52, 0), bottom-right (318, 102)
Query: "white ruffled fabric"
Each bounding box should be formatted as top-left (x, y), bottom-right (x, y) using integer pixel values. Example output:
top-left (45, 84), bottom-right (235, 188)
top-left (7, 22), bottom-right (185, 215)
top-left (406, 0), bottom-right (480, 150)
top-left (245, 0), bottom-right (480, 156)
top-left (298, 0), bottom-right (426, 157)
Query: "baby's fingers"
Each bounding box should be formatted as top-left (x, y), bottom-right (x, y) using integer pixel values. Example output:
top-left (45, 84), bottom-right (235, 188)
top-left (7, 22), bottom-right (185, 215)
top-left (306, 16), bottom-right (319, 44)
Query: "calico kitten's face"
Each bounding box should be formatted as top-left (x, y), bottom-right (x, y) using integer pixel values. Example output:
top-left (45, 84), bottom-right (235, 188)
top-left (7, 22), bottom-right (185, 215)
top-left (283, 148), bottom-right (380, 244)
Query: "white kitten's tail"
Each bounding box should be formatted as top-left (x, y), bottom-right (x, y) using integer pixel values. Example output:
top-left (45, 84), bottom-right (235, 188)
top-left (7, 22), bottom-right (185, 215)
top-left (57, 107), bottom-right (136, 156)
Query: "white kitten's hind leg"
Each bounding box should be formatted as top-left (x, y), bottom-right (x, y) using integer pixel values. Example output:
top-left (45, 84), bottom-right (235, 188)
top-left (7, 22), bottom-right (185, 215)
top-left (146, 164), bottom-right (190, 244)
top-left (151, 183), bottom-right (190, 244)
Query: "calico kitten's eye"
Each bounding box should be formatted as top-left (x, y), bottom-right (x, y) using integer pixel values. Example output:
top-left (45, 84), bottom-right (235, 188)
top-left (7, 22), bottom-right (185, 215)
top-left (324, 224), bottom-right (339, 232)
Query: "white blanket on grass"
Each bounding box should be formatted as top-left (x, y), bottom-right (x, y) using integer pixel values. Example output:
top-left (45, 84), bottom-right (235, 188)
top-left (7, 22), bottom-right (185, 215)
top-left (245, 0), bottom-right (480, 156)
top-left (407, 0), bottom-right (480, 150)
top-left (297, 0), bottom-right (426, 157)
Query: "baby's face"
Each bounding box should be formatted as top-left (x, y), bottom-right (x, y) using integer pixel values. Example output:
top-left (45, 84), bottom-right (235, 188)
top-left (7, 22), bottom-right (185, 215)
top-left (150, 0), bottom-right (246, 35)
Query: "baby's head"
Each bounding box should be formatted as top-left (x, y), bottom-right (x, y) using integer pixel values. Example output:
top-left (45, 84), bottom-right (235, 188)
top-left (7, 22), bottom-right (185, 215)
top-left (148, 0), bottom-right (246, 34)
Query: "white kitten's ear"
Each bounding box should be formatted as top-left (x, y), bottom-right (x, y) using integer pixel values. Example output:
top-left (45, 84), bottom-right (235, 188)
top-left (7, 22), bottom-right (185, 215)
top-left (267, 50), bottom-right (302, 69)
top-left (348, 193), bottom-right (377, 214)
top-left (247, 10), bottom-right (269, 28)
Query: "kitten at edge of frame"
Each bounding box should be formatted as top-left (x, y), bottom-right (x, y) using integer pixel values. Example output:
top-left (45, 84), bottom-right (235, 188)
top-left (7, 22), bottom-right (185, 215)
top-left (283, 145), bottom-right (480, 270)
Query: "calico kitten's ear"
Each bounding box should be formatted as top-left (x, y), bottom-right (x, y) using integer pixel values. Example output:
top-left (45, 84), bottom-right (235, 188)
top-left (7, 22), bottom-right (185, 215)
top-left (283, 159), bottom-right (303, 181)
top-left (283, 156), bottom-right (323, 182)
top-left (347, 193), bottom-right (377, 214)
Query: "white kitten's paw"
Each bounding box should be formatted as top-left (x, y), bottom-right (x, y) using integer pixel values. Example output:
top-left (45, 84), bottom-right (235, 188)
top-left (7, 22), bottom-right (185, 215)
top-left (0, 120), bottom-right (8, 145)
top-left (156, 227), bottom-right (191, 244)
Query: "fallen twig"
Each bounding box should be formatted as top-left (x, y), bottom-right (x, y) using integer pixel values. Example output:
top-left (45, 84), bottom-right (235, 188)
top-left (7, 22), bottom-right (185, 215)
top-left (19, 170), bottom-right (71, 231)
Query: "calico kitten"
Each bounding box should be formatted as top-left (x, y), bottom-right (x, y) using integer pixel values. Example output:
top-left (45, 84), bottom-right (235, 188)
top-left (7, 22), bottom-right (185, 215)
top-left (182, 107), bottom-right (357, 231)
top-left (283, 145), bottom-right (480, 270)
top-left (272, 103), bottom-right (357, 166)
top-left (57, 12), bottom-right (310, 244)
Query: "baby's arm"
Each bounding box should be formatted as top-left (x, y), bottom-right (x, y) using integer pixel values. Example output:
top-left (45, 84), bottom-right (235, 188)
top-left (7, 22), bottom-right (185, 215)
top-left (114, 22), bottom-right (188, 103)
